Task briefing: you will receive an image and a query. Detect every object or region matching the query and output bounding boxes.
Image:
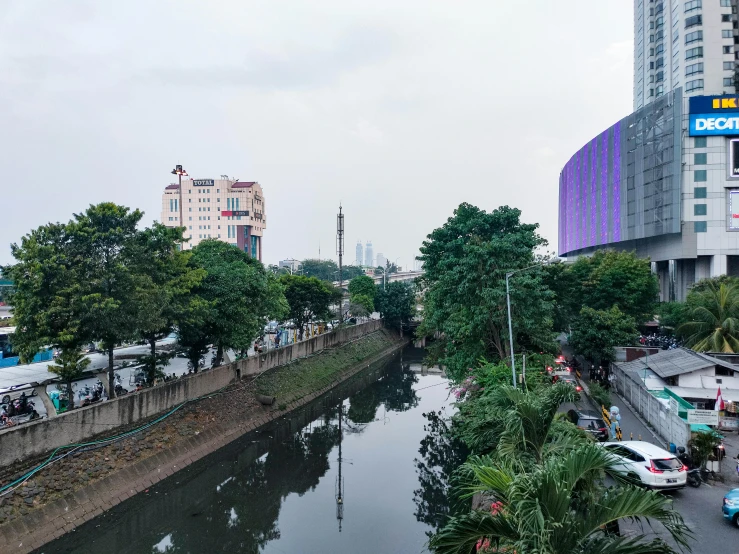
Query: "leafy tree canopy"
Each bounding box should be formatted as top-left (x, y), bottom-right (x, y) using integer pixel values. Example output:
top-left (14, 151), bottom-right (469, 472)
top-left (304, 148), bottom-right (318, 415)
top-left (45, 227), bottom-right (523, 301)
top-left (279, 274), bottom-right (340, 338)
top-left (375, 281), bottom-right (415, 331)
top-left (350, 293), bottom-right (374, 315)
top-left (300, 259), bottom-right (338, 281)
top-left (569, 306), bottom-right (638, 365)
top-left (417, 203), bottom-right (553, 380)
top-left (679, 281), bottom-right (739, 353)
top-left (348, 275), bottom-right (377, 301)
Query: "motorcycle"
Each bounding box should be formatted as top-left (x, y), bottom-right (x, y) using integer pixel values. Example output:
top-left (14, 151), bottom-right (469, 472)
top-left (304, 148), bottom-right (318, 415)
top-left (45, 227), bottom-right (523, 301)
top-left (114, 374), bottom-right (129, 396)
top-left (677, 446), bottom-right (702, 488)
top-left (76, 381), bottom-right (105, 406)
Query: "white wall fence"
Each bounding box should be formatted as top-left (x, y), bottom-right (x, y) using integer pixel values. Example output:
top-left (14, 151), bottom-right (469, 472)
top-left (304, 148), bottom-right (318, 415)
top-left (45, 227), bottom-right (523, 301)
top-left (610, 364), bottom-right (691, 449)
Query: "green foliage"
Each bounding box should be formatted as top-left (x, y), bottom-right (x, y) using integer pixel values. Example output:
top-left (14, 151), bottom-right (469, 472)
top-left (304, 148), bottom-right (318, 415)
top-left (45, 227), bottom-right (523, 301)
top-left (279, 274), bottom-right (339, 338)
top-left (341, 265), bottom-right (366, 280)
top-left (588, 382), bottom-right (611, 409)
top-left (48, 348), bottom-right (91, 409)
top-left (300, 259), bottom-right (338, 281)
top-left (688, 430), bottom-right (723, 468)
top-left (418, 203), bottom-right (553, 380)
top-left (568, 251), bottom-right (659, 325)
top-left (350, 294), bottom-right (374, 316)
top-left (187, 240), bottom-right (287, 365)
top-left (569, 306), bottom-right (638, 364)
top-left (690, 275), bottom-right (739, 295)
top-left (348, 275), bottom-right (376, 301)
top-left (656, 301), bottom-right (691, 332)
top-left (679, 281), bottom-right (739, 353)
top-left (375, 281), bottom-right (415, 330)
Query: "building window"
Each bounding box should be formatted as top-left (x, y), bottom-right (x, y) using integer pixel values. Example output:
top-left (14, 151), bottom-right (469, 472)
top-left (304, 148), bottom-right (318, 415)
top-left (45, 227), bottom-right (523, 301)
top-left (725, 77), bottom-right (735, 86)
top-left (686, 14), bottom-right (702, 28)
top-left (686, 78), bottom-right (704, 92)
top-left (695, 186), bottom-right (707, 198)
top-left (695, 136), bottom-right (707, 148)
top-left (695, 169), bottom-right (708, 181)
top-left (725, 61), bottom-right (735, 70)
top-left (686, 30), bottom-right (703, 44)
top-left (721, 0), bottom-right (731, 6)
top-left (686, 62), bottom-right (703, 76)
top-left (695, 221), bottom-right (707, 232)
top-left (723, 30), bottom-right (734, 38)
top-left (189, 207), bottom-right (192, 212)
top-left (725, 45), bottom-right (733, 54)
top-left (685, 0), bottom-right (701, 12)
top-left (694, 204), bottom-right (707, 215)
top-left (686, 46), bottom-right (703, 60)
top-left (723, 14), bottom-right (732, 22)
top-left (695, 152), bottom-right (708, 164)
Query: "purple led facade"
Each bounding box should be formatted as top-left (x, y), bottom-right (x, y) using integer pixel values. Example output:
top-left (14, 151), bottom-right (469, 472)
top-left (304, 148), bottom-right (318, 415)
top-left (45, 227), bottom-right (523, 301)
top-left (590, 138), bottom-right (597, 246)
top-left (613, 122), bottom-right (622, 242)
top-left (557, 118), bottom-right (624, 256)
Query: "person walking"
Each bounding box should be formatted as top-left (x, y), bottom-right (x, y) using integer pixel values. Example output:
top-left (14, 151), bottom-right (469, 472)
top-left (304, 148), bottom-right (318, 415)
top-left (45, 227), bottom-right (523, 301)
top-left (609, 406), bottom-right (621, 440)
top-left (274, 329), bottom-right (281, 349)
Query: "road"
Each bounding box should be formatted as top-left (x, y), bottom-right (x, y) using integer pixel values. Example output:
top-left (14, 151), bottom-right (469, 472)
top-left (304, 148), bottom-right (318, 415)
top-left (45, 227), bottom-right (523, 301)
top-left (574, 372), bottom-right (739, 550)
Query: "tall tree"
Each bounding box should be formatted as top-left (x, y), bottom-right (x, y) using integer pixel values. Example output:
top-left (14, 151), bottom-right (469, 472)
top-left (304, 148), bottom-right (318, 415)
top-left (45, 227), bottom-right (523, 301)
top-left (375, 281), bottom-right (415, 333)
top-left (279, 274), bottom-right (338, 339)
top-left (188, 240), bottom-right (287, 366)
top-left (679, 281), bottom-right (739, 353)
top-left (348, 275), bottom-right (377, 313)
top-left (70, 203), bottom-right (144, 397)
top-left (569, 306), bottom-right (638, 367)
top-left (418, 204), bottom-right (553, 380)
top-left (48, 348), bottom-right (91, 410)
top-left (300, 259), bottom-right (338, 281)
top-left (132, 223), bottom-right (205, 383)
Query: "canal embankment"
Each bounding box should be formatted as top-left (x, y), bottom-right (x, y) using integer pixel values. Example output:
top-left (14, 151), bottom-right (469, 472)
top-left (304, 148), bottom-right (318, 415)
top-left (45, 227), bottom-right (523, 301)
top-left (0, 324), bottom-right (405, 553)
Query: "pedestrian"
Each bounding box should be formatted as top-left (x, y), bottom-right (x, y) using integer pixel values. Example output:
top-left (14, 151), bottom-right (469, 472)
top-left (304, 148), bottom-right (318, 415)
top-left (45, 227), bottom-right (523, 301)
top-left (274, 330), bottom-right (281, 349)
top-left (609, 406), bottom-right (621, 440)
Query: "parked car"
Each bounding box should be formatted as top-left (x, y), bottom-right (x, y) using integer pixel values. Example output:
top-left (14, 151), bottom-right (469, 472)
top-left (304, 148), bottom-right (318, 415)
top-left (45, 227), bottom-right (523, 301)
top-left (566, 409), bottom-right (609, 442)
top-left (723, 488), bottom-right (739, 526)
top-left (553, 374), bottom-right (582, 392)
top-left (263, 321), bottom-right (279, 334)
top-left (601, 441), bottom-right (687, 489)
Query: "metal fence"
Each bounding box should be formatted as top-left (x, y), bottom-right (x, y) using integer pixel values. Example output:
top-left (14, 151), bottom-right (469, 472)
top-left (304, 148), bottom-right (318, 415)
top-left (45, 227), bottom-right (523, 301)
top-left (610, 363), bottom-right (691, 449)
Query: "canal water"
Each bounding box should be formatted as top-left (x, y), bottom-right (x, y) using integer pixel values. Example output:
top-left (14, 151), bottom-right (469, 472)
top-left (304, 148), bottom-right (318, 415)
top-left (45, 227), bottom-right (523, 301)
top-left (39, 346), bottom-right (461, 554)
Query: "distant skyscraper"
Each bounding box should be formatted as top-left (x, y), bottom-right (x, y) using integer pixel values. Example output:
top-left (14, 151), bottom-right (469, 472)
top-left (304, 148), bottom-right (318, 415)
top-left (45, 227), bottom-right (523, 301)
top-left (364, 241), bottom-right (374, 267)
top-left (355, 241), bottom-right (363, 266)
top-left (376, 253), bottom-right (387, 269)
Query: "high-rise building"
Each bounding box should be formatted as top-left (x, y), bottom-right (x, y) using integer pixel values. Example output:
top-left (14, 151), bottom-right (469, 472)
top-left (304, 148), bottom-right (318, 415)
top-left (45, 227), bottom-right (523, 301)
top-left (376, 253), bottom-right (387, 269)
top-left (356, 241), bottom-right (364, 266)
top-left (161, 177), bottom-right (265, 259)
top-left (279, 259), bottom-right (301, 273)
top-left (558, 0), bottom-right (739, 301)
top-left (364, 241), bottom-right (374, 268)
top-left (634, 0), bottom-right (735, 111)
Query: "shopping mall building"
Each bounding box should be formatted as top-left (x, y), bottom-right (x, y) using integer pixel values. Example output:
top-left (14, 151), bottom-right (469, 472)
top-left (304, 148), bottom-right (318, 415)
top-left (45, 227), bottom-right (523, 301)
top-left (161, 177), bottom-right (266, 260)
top-left (559, 0), bottom-right (739, 301)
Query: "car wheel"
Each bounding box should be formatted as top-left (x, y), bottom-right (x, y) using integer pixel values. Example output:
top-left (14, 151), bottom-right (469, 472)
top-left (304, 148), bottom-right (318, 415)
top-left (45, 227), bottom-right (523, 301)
top-left (733, 513), bottom-right (739, 528)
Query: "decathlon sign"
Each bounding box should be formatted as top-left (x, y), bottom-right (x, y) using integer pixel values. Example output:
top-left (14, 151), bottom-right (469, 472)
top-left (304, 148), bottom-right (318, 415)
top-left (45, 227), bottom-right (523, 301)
top-left (689, 114), bottom-right (739, 136)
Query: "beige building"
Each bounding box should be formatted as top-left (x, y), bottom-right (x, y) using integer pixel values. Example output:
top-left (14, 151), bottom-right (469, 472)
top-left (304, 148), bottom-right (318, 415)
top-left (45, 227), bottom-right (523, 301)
top-left (161, 177), bottom-right (266, 260)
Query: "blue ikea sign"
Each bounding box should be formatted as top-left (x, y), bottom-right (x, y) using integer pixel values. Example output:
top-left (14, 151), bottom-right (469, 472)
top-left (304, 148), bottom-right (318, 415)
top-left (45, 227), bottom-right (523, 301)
top-left (689, 114), bottom-right (739, 136)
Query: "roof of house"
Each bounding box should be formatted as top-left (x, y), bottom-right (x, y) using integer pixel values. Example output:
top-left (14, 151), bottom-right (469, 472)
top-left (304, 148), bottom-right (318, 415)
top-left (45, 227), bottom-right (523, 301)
top-left (665, 386), bottom-right (739, 402)
top-left (614, 347), bottom-right (739, 379)
top-left (232, 181), bottom-right (256, 188)
top-left (165, 184), bottom-right (179, 190)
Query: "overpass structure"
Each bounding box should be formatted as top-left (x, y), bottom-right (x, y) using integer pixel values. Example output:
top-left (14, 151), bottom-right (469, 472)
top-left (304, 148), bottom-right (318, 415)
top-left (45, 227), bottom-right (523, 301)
top-left (333, 270), bottom-right (423, 289)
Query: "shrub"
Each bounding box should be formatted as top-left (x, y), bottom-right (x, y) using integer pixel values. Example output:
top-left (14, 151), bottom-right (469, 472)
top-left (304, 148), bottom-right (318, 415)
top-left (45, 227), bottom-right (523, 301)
top-left (589, 382), bottom-right (611, 409)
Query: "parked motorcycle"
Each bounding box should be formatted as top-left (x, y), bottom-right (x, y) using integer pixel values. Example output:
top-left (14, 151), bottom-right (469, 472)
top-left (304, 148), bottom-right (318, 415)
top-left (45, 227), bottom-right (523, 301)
top-left (76, 381), bottom-right (105, 406)
top-left (677, 446), bottom-right (702, 488)
top-left (114, 374), bottom-right (129, 396)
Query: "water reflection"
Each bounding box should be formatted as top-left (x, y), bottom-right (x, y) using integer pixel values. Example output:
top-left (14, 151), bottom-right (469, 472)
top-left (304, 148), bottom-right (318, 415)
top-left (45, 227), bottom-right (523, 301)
top-left (38, 348), bottom-right (457, 554)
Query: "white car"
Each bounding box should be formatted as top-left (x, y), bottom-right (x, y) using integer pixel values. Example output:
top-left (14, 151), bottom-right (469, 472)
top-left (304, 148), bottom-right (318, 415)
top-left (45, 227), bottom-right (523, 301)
top-left (601, 441), bottom-right (687, 490)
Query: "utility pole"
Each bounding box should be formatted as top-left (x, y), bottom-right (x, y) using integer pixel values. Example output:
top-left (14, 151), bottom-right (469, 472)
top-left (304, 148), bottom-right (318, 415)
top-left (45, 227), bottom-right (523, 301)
top-left (337, 205), bottom-right (344, 323)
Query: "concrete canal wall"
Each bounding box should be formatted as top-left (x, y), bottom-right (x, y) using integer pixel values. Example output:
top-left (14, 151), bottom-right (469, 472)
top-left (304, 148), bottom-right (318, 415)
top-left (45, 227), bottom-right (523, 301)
top-left (0, 320), bottom-right (384, 468)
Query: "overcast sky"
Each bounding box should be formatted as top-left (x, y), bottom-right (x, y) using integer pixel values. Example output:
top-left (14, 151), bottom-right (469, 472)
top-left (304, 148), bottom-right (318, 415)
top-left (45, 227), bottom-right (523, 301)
top-left (0, 1), bottom-right (633, 269)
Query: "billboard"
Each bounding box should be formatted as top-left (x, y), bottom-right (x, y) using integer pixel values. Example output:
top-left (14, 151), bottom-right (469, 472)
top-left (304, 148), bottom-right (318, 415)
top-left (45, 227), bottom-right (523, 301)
top-left (193, 179), bottom-right (214, 186)
top-left (689, 95), bottom-right (739, 136)
top-left (729, 190), bottom-right (739, 230)
top-left (731, 139), bottom-right (739, 178)
top-left (221, 210), bottom-right (249, 217)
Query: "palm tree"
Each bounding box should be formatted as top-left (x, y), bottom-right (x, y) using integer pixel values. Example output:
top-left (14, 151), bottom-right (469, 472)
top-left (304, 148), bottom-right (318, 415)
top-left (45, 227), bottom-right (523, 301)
top-left (679, 282), bottom-right (739, 353)
top-left (429, 444), bottom-right (691, 554)
top-left (48, 347), bottom-right (90, 410)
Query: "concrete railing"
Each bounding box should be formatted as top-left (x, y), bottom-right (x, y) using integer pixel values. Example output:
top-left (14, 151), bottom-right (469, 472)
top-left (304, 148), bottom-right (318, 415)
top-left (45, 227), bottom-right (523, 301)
top-left (0, 320), bottom-right (384, 468)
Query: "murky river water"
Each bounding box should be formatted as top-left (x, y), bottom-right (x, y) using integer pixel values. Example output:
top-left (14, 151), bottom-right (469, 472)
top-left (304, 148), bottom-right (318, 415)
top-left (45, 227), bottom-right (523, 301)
top-left (39, 346), bottom-right (460, 554)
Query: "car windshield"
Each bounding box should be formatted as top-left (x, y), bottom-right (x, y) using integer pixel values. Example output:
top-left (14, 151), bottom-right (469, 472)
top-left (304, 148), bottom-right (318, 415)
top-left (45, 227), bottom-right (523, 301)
top-left (579, 418), bottom-right (606, 429)
top-left (653, 457), bottom-right (682, 470)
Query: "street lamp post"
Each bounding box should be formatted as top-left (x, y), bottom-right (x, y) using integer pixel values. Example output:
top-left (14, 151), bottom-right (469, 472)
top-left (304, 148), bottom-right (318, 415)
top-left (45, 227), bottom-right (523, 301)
top-left (377, 267), bottom-right (387, 290)
top-left (171, 164), bottom-right (188, 244)
top-left (505, 261), bottom-right (554, 388)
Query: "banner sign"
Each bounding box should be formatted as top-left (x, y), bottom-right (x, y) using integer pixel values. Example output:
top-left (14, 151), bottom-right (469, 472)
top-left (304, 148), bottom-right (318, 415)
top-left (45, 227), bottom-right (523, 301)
top-left (687, 409), bottom-right (719, 425)
top-left (193, 179), bottom-right (214, 186)
top-left (221, 210), bottom-right (249, 217)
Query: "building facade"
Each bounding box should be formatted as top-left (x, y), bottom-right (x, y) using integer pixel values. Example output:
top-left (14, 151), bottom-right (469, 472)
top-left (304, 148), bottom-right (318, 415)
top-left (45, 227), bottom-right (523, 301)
top-left (376, 253), bottom-right (387, 269)
top-left (364, 241), bottom-right (374, 268)
top-left (279, 259), bottom-right (301, 273)
top-left (161, 177), bottom-right (265, 259)
top-left (560, 0), bottom-right (739, 301)
top-left (355, 241), bottom-right (364, 266)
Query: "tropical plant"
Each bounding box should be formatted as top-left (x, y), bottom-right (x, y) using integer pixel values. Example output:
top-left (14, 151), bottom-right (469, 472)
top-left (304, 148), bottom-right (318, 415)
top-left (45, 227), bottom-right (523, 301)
top-left (429, 445), bottom-right (691, 554)
top-left (679, 282), bottom-right (739, 353)
top-left (569, 306), bottom-right (638, 366)
top-left (279, 274), bottom-right (340, 339)
top-left (48, 348), bottom-right (91, 410)
top-left (588, 382), bottom-right (611, 410)
top-left (375, 281), bottom-right (415, 334)
top-left (688, 430), bottom-right (722, 468)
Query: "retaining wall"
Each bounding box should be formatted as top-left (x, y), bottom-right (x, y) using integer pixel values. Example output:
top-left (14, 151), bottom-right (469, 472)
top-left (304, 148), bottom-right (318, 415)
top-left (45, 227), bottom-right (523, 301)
top-left (0, 320), bottom-right (384, 468)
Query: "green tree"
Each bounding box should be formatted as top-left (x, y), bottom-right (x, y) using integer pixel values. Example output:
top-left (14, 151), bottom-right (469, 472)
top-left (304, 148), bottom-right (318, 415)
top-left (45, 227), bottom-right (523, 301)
top-left (300, 259), bottom-right (338, 281)
top-left (690, 275), bottom-right (739, 295)
top-left (656, 301), bottom-right (691, 332)
top-left (429, 445), bottom-right (690, 554)
top-left (570, 251), bottom-right (659, 325)
top-left (679, 281), bottom-right (739, 352)
top-left (341, 265), bottom-right (366, 280)
top-left (188, 240), bottom-right (287, 366)
top-left (48, 348), bottom-right (91, 410)
top-left (375, 281), bottom-right (415, 333)
top-left (279, 274), bottom-right (338, 339)
top-left (350, 293), bottom-right (374, 316)
top-left (133, 223), bottom-right (205, 383)
top-left (541, 259), bottom-right (580, 332)
top-left (348, 275), bottom-right (376, 302)
top-left (418, 204), bottom-right (553, 380)
top-left (569, 306), bottom-right (637, 367)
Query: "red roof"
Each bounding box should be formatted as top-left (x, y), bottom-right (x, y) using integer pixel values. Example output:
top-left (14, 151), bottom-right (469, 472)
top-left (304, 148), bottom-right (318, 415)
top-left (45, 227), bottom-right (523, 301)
top-left (232, 181), bottom-right (256, 188)
top-left (165, 184), bottom-right (180, 190)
